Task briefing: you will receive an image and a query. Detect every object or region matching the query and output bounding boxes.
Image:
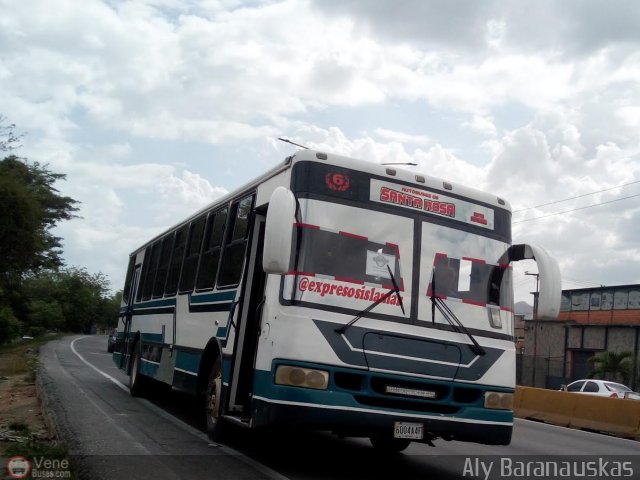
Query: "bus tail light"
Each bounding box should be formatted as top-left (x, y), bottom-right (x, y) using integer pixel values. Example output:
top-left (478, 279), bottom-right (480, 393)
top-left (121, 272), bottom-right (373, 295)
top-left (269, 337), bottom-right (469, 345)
top-left (484, 391), bottom-right (513, 410)
top-left (275, 365), bottom-right (329, 390)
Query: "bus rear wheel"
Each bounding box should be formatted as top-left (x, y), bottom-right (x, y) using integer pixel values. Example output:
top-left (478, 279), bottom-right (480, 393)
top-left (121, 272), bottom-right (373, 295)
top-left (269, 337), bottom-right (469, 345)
top-left (369, 435), bottom-right (411, 453)
top-left (204, 357), bottom-right (226, 441)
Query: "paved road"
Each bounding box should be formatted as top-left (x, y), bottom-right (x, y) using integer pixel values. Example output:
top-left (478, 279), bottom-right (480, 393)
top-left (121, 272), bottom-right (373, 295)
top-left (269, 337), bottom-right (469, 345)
top-left (39, 335), bottom-right (640, 480)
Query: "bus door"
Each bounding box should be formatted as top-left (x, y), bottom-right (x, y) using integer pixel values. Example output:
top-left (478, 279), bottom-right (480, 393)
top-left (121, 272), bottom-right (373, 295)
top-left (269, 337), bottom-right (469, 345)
top-left (228, 213), bottom-right (267, 413)
top-left (120, 264), bottom-right (141, 369)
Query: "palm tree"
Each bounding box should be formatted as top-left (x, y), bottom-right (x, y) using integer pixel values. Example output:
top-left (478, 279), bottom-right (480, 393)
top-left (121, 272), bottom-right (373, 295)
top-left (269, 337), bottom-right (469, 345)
top-left (588, 351), bottom-right (633, 384)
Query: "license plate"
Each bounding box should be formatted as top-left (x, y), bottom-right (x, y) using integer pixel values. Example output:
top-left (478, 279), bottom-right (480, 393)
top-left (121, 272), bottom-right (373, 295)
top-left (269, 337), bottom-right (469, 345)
top-left (393, 422), bottom-right (424, 439)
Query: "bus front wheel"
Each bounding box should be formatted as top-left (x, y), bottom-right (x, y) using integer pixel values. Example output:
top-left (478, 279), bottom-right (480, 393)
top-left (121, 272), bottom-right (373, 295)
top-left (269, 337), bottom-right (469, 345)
top-left (204, 357), bottom-right (226, 441)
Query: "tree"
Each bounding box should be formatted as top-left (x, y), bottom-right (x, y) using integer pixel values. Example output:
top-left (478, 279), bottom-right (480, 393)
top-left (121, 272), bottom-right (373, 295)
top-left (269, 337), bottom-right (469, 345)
top-left (0, 117), bottom-right (122, 341)
top-left (0, 116), bottom-right (81, 342)
top-left (0, 114), bottom-right (24, 153)
top-left (0, 288), bottom-right (21, 343)
top-left (588, 351), bottom-right (633, 384)
top-left (21, 268), bottom-right (117, 334)
top-left (0, 156), bottom-right (79, 287)
top-left (98, 290), bottom-right (123, 330)
top-left (57, 268), bottom-right (107, 333)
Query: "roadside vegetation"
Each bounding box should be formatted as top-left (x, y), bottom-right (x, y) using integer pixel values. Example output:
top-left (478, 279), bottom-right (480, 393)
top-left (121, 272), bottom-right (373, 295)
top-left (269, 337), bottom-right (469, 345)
top-left (588, 351), bottom-right (635, 385)
top-left (1, 116), bottom-right (110, 477)
top-left (0, 115), bottom-right (121, 344)
top-left (0, 336), bottom-right (68, 460)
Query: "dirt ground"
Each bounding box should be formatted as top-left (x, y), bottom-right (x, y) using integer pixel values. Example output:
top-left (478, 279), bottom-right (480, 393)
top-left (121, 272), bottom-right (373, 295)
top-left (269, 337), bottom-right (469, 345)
top-left (0, 375), bottom-right (51, 442)
top-left (0, 341), bottom-right (57, 455)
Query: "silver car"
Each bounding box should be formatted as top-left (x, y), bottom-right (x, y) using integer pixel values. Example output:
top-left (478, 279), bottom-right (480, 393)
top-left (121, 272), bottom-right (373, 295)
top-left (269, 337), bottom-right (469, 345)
top-left (563, 379), bottom-right (640, 399)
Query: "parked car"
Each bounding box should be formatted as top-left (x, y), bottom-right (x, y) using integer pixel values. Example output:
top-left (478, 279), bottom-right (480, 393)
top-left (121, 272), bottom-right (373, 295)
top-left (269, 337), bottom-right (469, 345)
top-left (107, 329), bottom-right (117, 353)
top-left (561, 379), bottom-right (640, 399)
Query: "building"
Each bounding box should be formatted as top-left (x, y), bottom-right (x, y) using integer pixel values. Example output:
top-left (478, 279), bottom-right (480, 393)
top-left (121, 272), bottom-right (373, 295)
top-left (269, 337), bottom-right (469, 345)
top-left (514, 313), bottom-right (527, 353)
top-left (520, 284), bottom-right (640, 390)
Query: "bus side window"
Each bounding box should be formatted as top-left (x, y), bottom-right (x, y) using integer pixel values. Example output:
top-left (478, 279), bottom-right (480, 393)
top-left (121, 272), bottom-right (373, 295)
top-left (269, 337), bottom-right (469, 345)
top-left (136, 255), bottom-right (147, 303)
top-left (179, 215), bottom-right (206, 293)
top-left (122, 256), bottom-right (135, 304)
top-left (196, 208), bottom-right (227, 291)
top-left (142, 241), bottom-right (161, 301)
top-left (165, 226), bottom-right (188, 296)
top-left (153, 234), bottom-right (174, 298)
top-left (217, 195), bottom-right (254, 288)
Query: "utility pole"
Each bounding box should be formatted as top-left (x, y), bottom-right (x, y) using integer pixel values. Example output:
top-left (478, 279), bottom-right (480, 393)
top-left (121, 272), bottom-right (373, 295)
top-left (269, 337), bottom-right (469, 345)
top-left (525, 271), bottom-right (540, 387)
top-left (525, 271), bottom-right (539, 319)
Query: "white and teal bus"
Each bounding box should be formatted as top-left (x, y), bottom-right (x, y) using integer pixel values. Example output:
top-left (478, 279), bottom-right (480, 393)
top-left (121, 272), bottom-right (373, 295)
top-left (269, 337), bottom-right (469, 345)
top-left (113, 149), bottom-right (561, 451)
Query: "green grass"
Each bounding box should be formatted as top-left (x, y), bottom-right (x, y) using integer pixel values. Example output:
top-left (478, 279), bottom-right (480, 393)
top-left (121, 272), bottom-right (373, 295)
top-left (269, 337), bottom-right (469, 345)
top-left (0, 334), bottom-right (65, 377)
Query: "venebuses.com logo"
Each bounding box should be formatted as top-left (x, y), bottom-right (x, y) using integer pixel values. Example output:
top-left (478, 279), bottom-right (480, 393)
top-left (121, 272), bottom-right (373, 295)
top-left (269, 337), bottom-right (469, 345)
top-left (6, 456), bottom-right (71, 479)
top-left (6, 457), bottom-right (30, 479)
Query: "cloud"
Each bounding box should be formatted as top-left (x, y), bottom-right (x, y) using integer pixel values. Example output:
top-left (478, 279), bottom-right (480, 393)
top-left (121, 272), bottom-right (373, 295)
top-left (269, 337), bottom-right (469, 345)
top-left (3, 0), bottom-right (640, 300)
top-left (463, 115), bottom-right (497, 136)
top-left (288, 124), bottom-right (486, 187)
top-left (56, 220), bottom-right (165, 291)
top-left (310, 0), bottom-right (494, 52)
top-left (4, 0), bottom-right (638, 150)
top-left (52, 164), bottom-right (228, 292)
top-left (156, 170), bottom-right (228, 221)
top-left (483, 118), bottom-right (640, 294)
top-left (373, 128), bottom-right (431, 147)
top-left (485, 125), bottom-right (557, 192)
top-left (312, 0), bottom-right (640, 56)
top-left (615, 106), bottom-right (640, 128)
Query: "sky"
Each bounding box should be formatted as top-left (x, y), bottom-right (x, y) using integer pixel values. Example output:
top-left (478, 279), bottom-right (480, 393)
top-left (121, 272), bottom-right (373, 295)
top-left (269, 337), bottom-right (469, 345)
top-left (1, 0), bottom-right (639, 306)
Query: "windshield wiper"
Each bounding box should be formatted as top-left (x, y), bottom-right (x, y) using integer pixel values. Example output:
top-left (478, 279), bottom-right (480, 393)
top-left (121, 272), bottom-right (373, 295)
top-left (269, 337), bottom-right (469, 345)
top-left (335, 265), bottom-right (404, 335)
top-left (429, 271), bottom-right (486, 356)
top-left (386, 265), bottom-right (405, 315)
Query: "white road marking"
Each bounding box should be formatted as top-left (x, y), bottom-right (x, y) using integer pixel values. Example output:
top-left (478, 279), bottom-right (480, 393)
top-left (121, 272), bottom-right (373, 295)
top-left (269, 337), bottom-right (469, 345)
top-left (70, 337), bottom-right (637, 456)
top-left (69, 336), bottom-right (291, 480)
top-left (54, 348), bottom-right (153, 455)
top-left (70, 337), bottom-right (129, 393)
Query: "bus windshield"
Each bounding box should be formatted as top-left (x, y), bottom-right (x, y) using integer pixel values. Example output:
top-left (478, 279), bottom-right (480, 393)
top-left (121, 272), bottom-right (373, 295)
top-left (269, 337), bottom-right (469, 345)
top-left (418, 220), bottom-right (513, 333)
top-left (429, 254), bottom-right (510, 307)
top-left (283, 199), bottom-right (413, 318)
top-left (296, 226), bottom-right (402, 288)
top-left (283, 195), bottom-right (514, 334)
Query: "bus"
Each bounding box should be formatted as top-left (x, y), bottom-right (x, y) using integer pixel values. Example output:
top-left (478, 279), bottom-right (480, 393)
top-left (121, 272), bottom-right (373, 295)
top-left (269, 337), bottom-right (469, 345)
top-left (113, 149), bottom-right (561, 451)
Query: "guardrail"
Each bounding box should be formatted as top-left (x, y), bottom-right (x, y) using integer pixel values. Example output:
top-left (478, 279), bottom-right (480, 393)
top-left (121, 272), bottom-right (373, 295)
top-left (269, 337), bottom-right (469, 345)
top-left (514, 386), bottom-right (640, 438)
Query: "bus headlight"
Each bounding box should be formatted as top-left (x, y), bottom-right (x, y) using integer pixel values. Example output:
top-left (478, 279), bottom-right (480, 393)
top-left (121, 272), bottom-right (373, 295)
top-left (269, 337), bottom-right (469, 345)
top-left (275, 365), bottom-right (329, 390)
top-left (484, 391), bottom-right (513, 410)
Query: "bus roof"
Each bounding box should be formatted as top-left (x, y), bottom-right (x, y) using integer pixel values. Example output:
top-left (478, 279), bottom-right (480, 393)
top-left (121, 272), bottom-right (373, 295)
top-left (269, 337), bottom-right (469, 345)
top-left (290, 149), bottom-right (512, 211)
top-left (129, 149), bottom-right (511, 256)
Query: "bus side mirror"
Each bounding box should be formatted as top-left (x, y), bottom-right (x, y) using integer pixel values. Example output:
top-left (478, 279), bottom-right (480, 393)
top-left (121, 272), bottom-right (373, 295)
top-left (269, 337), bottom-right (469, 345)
top-left (263, 187), bottom-right (297, 274)
top-left (500, 243), bottom-right (562, 320)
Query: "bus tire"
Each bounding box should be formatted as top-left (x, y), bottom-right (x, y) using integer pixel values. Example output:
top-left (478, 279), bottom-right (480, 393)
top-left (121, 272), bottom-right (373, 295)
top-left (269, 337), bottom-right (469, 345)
top-left (129, 341), bottom-right (149, 397)
top-left (369, 435), bottom-right (411, 453)
top-left (204, 357), bottom-right (226, 441)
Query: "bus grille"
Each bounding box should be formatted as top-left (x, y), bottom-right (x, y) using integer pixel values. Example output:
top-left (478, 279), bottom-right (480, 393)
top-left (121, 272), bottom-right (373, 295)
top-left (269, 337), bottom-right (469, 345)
top-left (353, 395), bottom-right (460, 414)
